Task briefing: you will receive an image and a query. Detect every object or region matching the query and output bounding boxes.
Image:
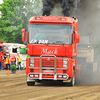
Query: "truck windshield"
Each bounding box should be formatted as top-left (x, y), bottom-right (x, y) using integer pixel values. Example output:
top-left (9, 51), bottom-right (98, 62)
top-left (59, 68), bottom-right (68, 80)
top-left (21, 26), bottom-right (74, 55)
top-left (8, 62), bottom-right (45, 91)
top-left (29, 24), bottom-right (73, 44)
top-left (78, 36), bottom-right (91, 48)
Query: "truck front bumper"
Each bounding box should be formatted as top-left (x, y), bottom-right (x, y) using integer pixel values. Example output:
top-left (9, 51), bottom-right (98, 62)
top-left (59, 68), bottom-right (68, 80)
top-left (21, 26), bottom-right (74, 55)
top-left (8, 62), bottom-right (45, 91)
top-left (27, 73), bottom-right (69, 81)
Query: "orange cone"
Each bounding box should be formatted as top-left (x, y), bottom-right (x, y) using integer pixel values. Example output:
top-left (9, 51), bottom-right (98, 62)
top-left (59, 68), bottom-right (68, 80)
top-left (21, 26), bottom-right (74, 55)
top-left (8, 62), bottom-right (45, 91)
top-left (7, 70), bottom-right (9, 76)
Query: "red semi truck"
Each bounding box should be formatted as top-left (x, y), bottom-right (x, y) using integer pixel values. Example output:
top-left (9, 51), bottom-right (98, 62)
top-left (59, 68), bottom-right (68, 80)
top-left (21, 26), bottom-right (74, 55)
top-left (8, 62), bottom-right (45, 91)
top-left (22, 16), bottom-right (80, 86)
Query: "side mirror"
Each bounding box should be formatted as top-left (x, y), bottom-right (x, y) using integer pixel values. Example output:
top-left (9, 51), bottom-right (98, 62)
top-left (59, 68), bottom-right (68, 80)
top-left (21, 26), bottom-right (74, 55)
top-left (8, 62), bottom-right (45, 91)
top-left (26, 32), bottom-right (29, 42)
top-left (74, 31), bottom-right (80, 43)
top-left (22, 29), bottom-right (26, 42)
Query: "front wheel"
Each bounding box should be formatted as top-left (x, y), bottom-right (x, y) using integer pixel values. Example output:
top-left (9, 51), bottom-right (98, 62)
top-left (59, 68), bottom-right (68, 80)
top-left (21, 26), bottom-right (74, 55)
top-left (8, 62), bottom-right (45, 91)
top-left (27, 81), bottom-right (35, 86)
top-left (69, 71), bottom-right (75, 86)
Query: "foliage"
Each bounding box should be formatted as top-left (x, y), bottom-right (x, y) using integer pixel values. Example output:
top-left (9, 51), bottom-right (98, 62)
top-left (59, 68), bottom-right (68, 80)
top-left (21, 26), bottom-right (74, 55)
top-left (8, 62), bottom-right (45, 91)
top-left (0, 0), bottom-right (23, 43)
top-left (19, 0), bottom-right (42, 30)
top-left (11, 65), bottom-right (16, 70)
top-left (0, 0), bottom-right (42, 43)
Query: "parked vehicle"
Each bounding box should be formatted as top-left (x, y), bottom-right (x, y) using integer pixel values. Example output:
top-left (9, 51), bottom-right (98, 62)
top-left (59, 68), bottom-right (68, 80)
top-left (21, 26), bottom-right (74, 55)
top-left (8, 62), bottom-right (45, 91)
top-left (76, 36), bottom-right (97, 82)
top-left (3, 43), bottom-right (27, 69)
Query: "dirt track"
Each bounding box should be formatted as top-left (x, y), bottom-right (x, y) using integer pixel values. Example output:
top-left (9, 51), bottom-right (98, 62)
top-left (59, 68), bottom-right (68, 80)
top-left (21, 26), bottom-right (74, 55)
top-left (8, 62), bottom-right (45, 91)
top-left (0, 70), bottom-right (100, 100)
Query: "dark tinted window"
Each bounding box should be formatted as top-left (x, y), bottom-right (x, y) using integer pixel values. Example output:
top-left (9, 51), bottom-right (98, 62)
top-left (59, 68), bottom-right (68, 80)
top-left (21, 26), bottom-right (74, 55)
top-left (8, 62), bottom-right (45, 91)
top-left (0, 46), bottom-right (3, 52)
top-left (12, 48), bottom-right (17, 53)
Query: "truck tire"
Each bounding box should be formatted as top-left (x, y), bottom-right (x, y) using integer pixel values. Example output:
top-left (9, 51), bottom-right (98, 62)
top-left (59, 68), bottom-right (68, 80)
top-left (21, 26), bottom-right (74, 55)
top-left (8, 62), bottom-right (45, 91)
top-left (27, 82), bottom-right (35, 86)
top-left (69, 71), bottom-right (75, 86)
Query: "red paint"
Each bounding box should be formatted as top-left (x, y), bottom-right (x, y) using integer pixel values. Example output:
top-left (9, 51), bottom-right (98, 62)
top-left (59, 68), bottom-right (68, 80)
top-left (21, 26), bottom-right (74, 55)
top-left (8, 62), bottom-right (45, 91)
top-left (23, 16), bottom-right (80, 81)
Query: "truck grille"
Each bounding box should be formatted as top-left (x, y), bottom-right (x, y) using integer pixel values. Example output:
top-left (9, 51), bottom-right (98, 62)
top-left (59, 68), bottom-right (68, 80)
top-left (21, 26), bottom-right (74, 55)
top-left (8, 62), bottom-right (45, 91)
top-left (34, 58), bottom-right (63, 68)
top-left (42, 59), bottom-right (54, 67)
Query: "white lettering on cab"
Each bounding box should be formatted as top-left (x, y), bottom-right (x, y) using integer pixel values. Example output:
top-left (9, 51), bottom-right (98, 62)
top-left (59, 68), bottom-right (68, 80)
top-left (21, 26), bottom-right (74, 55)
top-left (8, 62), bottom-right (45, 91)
top-left (41, 48), bottom-right (58, 55)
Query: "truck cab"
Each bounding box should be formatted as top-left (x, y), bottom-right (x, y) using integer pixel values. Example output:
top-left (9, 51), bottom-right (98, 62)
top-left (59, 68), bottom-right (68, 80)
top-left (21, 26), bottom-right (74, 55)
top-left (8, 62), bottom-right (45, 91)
top-left (22, 16), bottom-right (80, 86)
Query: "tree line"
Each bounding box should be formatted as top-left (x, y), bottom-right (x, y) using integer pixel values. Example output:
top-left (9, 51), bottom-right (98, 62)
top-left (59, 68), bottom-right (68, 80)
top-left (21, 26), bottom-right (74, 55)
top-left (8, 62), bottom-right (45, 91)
top-left (0, 0), bottom-right (42, 43)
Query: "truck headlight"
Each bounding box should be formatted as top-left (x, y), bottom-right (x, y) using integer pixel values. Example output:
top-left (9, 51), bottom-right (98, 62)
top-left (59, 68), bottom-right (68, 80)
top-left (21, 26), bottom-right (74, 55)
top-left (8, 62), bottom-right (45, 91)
top-left (35, 75), bottom-right (38, 77)
top-left (63, 65), bottom-right (67, 68)
top-left (63, 75), bottom-right (67, 78)
top-left (30, 64), bottom-right (34, 67)
top-left (63, 58), bottom-right (68, 68)
top-left (30, 74), bottom-right (34, 77)
top-left (30, 59), bottom-right (34, 63)
top-left (63, 61), bottom-right (67, 64)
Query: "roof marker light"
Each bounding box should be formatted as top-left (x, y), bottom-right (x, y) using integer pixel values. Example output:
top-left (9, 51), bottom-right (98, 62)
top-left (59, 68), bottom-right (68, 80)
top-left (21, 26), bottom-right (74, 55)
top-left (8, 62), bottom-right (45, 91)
top-left (50, 15), bottom-right (52, 17)
top-left (45, 15), bottom-right (46, 17)
top-left (73, 21), bottom-right (76, 23)
top-left (55, 15), bottom-right (57, 17)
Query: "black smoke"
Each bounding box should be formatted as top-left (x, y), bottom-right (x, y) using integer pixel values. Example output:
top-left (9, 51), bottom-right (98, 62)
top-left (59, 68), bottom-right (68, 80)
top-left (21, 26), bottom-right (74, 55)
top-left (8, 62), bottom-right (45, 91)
top-left (42, 0), bottom-right (75, 16)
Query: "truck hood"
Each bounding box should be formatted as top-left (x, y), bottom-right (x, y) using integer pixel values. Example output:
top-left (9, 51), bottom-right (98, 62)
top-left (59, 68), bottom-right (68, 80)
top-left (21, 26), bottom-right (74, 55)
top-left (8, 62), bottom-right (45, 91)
top-left (27, 44), bottom-right (73, 57)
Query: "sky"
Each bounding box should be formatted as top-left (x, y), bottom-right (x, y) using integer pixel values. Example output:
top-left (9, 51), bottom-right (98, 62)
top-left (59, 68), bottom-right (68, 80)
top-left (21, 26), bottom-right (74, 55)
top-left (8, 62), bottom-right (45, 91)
top-left (0, 0), bottom-right (3, 15)
top-left (0, 0), bottom-right (3, 3)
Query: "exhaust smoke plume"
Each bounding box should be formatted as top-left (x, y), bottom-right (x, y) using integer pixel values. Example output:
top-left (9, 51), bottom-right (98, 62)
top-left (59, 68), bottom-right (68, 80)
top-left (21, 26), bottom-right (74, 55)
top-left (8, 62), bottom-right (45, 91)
top-left (40, 0), bottom-right (100, 85)
top-left (71, 0), bottom-right (100, 85)
top-left (42, 0), bottom-right (75, 16)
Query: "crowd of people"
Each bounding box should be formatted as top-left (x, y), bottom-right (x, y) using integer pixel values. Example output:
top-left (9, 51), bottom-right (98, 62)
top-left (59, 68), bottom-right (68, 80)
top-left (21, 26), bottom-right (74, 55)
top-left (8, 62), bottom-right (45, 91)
top-left (0, 54), bottom-right (22, 71)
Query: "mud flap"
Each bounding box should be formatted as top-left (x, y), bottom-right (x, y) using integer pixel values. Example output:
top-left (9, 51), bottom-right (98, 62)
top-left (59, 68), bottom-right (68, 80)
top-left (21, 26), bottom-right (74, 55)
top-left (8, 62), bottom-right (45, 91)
top-left (63, 78), bottom-right (72, 83)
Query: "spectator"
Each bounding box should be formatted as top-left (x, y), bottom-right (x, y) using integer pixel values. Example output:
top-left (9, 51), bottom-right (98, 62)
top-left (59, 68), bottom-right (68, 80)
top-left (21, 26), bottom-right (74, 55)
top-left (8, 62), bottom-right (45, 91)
top-left (11, 55), bottom-right (16, 65)
top-left (17, 55), bottom-right (22, 70)
top-left (1, 55), bottom-right (4, 70)
top-left (6, 56), bottom-right (11, 70)
top-left (0, 54), bottom-right (2, 71)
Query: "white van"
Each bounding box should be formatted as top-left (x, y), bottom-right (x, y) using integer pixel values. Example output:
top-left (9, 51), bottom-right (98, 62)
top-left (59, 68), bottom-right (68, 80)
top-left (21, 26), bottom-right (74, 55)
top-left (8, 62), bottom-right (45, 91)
top-left (3, 43), bottom-right (27, 69)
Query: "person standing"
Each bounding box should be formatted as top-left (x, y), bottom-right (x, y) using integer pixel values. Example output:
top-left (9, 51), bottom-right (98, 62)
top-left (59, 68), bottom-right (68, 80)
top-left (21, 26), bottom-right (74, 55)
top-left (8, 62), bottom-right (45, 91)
top-left (0, 54), bottom-right (2, 71)
top-left (11, 55), bottom-right (16, 65)
top-left (6, 56), bottom-right (11, 70)
top-left (1, 55), bottom-right (4, 70)
top-left (17, 55), bottom-right (22, 70)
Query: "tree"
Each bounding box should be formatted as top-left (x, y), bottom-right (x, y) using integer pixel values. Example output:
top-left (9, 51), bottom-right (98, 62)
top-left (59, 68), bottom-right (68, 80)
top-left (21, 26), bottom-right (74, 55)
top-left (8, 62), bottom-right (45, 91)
top-left (0, 0), bottom-right (43, 43)
top-left (0, 0), bottom-right (23, 43)
top-left (19, 0), bottom-right (42, 30)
